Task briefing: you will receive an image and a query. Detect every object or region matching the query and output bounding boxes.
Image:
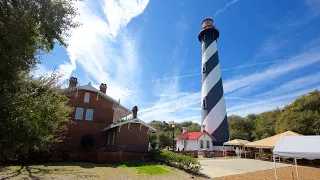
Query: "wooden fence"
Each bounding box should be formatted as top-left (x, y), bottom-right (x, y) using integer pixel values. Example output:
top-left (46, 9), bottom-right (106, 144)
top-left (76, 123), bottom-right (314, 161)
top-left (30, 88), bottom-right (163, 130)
top-left (52, 150), bottom-right (152, 163)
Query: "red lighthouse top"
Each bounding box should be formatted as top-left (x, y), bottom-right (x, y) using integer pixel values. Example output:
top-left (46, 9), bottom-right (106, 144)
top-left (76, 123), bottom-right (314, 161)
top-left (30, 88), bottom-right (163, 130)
top-left (198, 18), bottom-right (219, 42)
top-left (201, 18), bottom-right (215, 31)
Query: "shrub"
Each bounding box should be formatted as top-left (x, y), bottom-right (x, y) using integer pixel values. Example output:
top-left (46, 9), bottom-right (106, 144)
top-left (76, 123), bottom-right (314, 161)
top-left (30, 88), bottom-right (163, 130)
top-left (150, 149), bottom-right (201, 174)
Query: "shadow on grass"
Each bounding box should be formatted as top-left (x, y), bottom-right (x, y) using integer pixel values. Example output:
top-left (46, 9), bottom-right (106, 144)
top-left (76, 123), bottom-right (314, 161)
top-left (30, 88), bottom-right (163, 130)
top-left (118, 162), bottom-right (158, 168)
top-left (0, 164), bottom-right (98, 180)
top-left (42, 161), bottom-right (117, 169)
top-left (40, 161), bottom-right (159, 169)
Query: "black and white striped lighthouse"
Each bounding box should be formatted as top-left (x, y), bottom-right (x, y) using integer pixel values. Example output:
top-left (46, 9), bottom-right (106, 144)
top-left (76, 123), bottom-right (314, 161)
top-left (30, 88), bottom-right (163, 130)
top-left (198, 18), bottom-right (229, 146)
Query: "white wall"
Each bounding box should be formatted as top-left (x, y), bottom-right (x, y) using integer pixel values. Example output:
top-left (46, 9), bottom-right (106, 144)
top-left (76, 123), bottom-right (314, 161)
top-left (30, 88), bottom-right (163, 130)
top-left (176, 140), bottom-right (184, 150)
top-left (176, 133), bottom-right (214, 151)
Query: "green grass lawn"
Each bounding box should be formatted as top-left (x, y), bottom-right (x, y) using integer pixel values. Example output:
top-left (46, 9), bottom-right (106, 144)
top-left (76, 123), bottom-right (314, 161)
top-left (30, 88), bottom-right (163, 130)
top-left (0, 162), bottom-right (205, 180)
top-left (119, 162), bottom-right (169, 175)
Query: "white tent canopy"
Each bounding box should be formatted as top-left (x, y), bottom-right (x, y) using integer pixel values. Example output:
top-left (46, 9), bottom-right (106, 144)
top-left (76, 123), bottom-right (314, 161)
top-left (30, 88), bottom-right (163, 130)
top-left (273, 136), bottom-right (320, 180)
top-left (273, 136), bottom-right (320, 159)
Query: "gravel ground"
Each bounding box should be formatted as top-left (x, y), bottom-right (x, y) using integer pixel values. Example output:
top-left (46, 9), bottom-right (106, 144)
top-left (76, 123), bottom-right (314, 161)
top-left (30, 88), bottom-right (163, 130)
top-left (214, 166), bottom-right (320, 180)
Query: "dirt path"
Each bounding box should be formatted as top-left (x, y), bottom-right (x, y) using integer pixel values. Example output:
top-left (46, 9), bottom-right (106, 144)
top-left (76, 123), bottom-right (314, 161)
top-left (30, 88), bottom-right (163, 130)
top-left (215, 166), bottom-right (320, 180)
top-left (0, 162), bottom-right (206, 180)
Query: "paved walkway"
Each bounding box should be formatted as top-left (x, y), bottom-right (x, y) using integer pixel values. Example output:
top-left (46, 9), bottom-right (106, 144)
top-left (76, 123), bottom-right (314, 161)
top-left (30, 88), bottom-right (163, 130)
top-left (200, 158), bottom-right (292, 178)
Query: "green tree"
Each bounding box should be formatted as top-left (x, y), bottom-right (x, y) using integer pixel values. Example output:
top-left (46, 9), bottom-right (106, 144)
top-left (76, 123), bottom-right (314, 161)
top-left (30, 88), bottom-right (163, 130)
top-left (247, 114), bottom-right (257, 122)
top-left (0, 0), bottom-right (79, 83)
top-left (148, 121), bottom-right (202, 149)
top-left (253, 109), bottom-right (281, 140)
top-left (149, 132), bottom-right (158, 147)
top-left (228, 115), bottom-right (254, 141)
top-left (276, 90), bottom-right (320, 135)
top-left (158, 133), bottom-right (171, 148)
top-left (188, 123), bottom-right (201, 132)
top-left (0, 0), bottom-right (79, 159)
top-left (1, 74), bottom-right (73, 157)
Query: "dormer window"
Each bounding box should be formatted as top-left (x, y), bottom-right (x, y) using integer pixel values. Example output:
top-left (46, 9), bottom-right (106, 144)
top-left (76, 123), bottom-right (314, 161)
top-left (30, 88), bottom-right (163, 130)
top-left (202, 62), bottom-right (207, 73)
top-left (203, 96), bottom-right (208, 109)
top-left (84, 92), bottom-right (90, 103)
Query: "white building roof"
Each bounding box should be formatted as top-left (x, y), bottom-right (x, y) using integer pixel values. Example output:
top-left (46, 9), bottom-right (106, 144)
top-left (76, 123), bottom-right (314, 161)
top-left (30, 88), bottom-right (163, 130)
top-left (273, 136), bottom-right (320, 160)
top-left (68, 82), bottom-right (132, 118)
top-left (102, 118), bottom-right (156, 132)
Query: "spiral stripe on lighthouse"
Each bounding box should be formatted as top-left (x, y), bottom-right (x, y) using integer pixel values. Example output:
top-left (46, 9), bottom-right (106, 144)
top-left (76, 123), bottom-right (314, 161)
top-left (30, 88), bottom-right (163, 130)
top-left (201, 39), bottom-right (228, 143)
top-left (202, 40), bottom-right (217, 63)
top-left (202, 95), bottom-right (227, 134)
top-left (201, 63), bottom-right (221, 99)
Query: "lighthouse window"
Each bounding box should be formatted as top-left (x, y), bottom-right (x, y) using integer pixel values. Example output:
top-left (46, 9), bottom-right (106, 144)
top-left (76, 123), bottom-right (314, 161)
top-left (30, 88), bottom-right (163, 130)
top-left (202, 62), bottom-right (207, 73)
top-left (203, 97), bottom-right (207, 109)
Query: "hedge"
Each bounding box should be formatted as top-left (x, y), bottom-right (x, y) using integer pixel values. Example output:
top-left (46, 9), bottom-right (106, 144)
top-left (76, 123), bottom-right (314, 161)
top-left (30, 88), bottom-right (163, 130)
top-left (150, 149), bottom-right (201, 174)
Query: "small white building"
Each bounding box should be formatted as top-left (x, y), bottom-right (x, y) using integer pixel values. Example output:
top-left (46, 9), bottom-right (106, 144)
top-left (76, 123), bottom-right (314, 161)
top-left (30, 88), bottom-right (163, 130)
top-left (175, 126), bottom-right (216, 151)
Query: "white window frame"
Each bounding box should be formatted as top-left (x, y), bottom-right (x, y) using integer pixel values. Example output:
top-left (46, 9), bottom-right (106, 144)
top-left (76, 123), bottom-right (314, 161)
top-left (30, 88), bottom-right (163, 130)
top-left (84, 92), bottom-right (90, 103)
top-left (206, 140), bottom-right (210, 149)
top-left (75, 107), bottom-right (84, 120)
top-left (85, 109), bottom-right (94, 121)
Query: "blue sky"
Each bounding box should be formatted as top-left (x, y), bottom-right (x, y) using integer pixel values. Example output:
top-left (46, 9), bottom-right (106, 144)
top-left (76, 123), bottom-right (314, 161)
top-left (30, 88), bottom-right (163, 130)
top-left (37, 0), bottom-right (320, 123)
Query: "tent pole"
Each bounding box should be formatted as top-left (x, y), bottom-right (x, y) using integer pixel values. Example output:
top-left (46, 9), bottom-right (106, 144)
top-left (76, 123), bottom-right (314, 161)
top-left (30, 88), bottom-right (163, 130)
top-left (223, 145), bottom-right (225, 157)
top-left (274, 156), bottom-right (278, 180)
top-left (295, 158), bottom-right (299, 180)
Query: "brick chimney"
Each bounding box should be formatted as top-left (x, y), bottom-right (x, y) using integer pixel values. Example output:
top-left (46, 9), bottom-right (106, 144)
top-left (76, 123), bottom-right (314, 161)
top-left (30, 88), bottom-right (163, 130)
top-left (182, 127), bottom-right (188, 134)
top-left (99, 83), bottom-right (107, 94)
top-left (132, 106), bottom-right (138, 119)
top-left (69, 77), bottom-right (78, 87)
top-left (201, 124), bottom-right (206, 132)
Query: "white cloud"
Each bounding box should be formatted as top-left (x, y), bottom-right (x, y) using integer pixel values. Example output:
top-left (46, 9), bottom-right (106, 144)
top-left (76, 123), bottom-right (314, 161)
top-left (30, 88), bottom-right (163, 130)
top-left (253, 36), bottom-right (287, 59)
top-left (214, 0), bottom-right (239, 17)
top-left (103, 0), bottom-right (150, 39)
top-left (55, 0), bottom-right (149, 106)
top-left (223, 49), bottom-right (320, 94)
top-left (228, 85), bottom-right (320, 116)
top-left (31, 64), bottom-right (51, 77)
top-left (140, 44), bottom-right (320, 121)
top-left (306, 0), bottom-right (320, 16)
top-left (255, 71), bottom-right (320, 98)
top-left (139, 78), bottom-right (201, 122)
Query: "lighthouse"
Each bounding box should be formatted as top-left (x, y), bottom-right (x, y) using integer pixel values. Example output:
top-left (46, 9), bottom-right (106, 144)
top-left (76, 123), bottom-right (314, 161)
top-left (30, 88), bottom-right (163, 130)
top-left (198, 18), bottom-right (229, 146)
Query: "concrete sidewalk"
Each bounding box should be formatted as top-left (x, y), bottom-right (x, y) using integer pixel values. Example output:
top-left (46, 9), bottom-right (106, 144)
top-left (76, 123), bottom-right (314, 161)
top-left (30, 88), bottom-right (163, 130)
top-left (200, 158), bottom-right (291, 178)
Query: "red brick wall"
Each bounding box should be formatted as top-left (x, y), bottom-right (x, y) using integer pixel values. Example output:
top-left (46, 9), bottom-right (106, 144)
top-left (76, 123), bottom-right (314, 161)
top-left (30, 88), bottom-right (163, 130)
top-left (57, 89), bottom-right (150, 152)
top-left (115, 123), bottom-right (149, 152)
top-left (58, 121), bottom-right (108, 150)
top-left (58, 90), bottom-right (114, 150)
top-left (68, 89), bottom-right (115, 124)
